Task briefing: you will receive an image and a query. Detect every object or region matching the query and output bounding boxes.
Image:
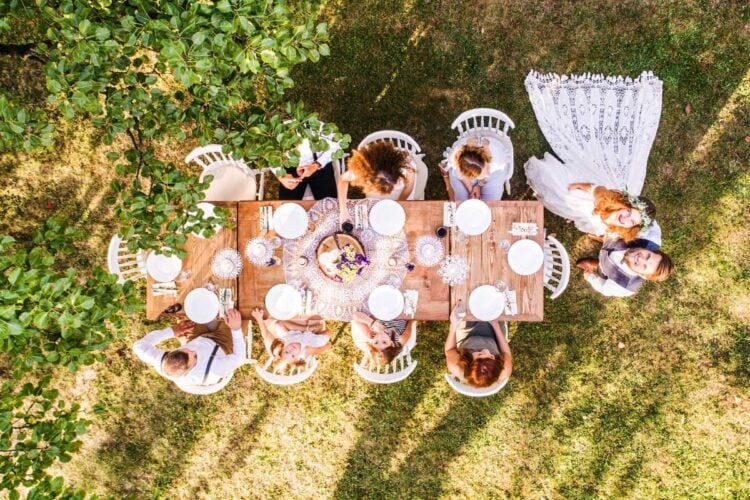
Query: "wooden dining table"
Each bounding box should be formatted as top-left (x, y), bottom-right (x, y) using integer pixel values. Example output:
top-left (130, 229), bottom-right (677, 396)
top-left (145, 199), bottom-right (545, 323)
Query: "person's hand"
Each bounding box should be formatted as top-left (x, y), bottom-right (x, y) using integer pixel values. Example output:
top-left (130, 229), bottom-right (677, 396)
top-left (251, 307), bottom-right (265, 322)
top-left (279, 174), bottom-right (301, 190)
top-left (470, 184), bottom-right (481, 199)
top-left (297, 161), bottom-right (320, 178)
top-left (173, 320), bottom-right (195, 338)
top-left (451, 301), bottom-right (465, 323)
top-left (224, 309), bottom-right (242, 330)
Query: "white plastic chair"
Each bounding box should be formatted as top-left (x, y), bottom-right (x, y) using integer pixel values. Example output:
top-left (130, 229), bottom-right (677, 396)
top-left (252, 321), bottom-right (320, 386)
top-left (106, 235), bottom-right (146, 284)
top-left (357, 130), bottom-right (427, 200)
top-left (445, 321), bottom-right (510, 397)
top-left (353, 322), bottom-right (418, 384)
top-left (185, 144), bottom-right (265, 201)
top-left (449, 108), bottom-right (515, 196)
top-left (543, 235), bottom-right (571, 299)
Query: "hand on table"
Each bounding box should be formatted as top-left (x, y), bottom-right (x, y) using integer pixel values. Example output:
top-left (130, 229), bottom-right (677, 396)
top-left (224, 309), bottom-right (242, 330)
top-left (279, 174), bottom-right (301, 190)
top-left (251, 307), bottom-right (266, 322)
top-left (173, 320), bottom-right (195, 338)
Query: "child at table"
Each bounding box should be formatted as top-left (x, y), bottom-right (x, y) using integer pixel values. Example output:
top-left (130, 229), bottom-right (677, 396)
top-left (251, 308), bottom-right (332, 373)
top-left (351, 311), bottom-right (414, 367)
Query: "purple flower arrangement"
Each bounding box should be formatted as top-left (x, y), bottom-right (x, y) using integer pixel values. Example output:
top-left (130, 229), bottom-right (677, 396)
top-left (331, 244), bottom-right (370, 283)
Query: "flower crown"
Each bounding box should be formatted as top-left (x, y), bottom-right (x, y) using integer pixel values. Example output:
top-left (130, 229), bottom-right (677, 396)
top-left (623, 190), bottom-right (654, 229)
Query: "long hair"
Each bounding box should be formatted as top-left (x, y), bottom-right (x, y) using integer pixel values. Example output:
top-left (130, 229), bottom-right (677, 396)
top-left (646, 250), bottom-right (673, 282)
top-left (456, 350), bottom-right (503, 388)
top-left (367, 327), bottom-right (404, 367)
top-left (456, 144), bottom-right (491, 179)
top-left (347, 141), bottom-right (411, 195)
top-left (593, 188), bottom-right (656, 242)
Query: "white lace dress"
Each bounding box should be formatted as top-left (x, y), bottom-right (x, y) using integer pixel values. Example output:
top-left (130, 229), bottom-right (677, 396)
top-left (524, 71), bottom-right (662, 234)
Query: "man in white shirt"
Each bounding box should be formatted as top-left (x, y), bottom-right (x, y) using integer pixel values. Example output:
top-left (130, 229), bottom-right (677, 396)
top-left (133, 309), bottom-right (246, 391)
top-left (577, 239), bottom-right (673, 297)
top-left (277, 130), bottom-right (341, 200)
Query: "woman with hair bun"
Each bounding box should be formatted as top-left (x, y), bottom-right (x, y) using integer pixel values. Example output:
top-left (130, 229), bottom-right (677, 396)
top-left (442, 135), bottom-right (510, 201)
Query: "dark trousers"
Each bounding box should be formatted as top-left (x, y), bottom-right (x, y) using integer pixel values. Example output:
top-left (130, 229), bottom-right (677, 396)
top-left (278, 162), bottom-right (337, 200)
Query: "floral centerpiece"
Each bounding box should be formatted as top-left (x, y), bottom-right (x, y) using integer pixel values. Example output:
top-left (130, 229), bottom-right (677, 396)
top-left (317, 235), bottom-right (370, 283)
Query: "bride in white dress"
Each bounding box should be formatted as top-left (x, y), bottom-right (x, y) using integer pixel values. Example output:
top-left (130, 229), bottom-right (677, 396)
top-left (524, 71), bottom-right (663, 239)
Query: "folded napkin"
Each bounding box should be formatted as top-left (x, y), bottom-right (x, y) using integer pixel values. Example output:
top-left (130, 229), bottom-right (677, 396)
top-left (403, 289), bottom-right (419, 318)
top-left (504, 290), bottom-right (518, 316)
top-left (510, 222), bottom-right (538, 236)
top-left (443, 202), bottom-right (457, 227)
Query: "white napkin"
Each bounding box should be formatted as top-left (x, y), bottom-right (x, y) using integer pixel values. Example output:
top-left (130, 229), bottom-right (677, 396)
top-left (504, 290), bottom-right (518, 315)
top-left (510, 222), bottom-right (538, 236)
top-left (403, 290), bottom-right (419, 318)
top-left (443, 202), bottom-right (456, 227)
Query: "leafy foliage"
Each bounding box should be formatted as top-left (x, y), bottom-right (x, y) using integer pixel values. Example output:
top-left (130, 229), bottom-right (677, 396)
top-left (0, 0), bottom-right (349, 252)
top-left (0, 219), bottom-right (141, 495)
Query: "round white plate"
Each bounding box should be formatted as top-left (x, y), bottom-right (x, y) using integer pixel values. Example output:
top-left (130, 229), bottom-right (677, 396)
top-left (469, 285), bottom-right (505, 321)
top-left (508, 239), bottom-right (544, 275)
top-left (369, 200), bottom-right (406, 236)
top-left (455, 199), bottom-right (491, 235)
top-left (184, 288), bottom-right (220, 324)
top-left (185, 202), bottom-right (222, 239)
top-left (273, 203), bottom-right (309, 239)
top-left (146, 250), bottom-right (182, 282)
top-left (367, 285), bottom-right (405, 321)
top-left (265, 284), bottom-right (303, 321)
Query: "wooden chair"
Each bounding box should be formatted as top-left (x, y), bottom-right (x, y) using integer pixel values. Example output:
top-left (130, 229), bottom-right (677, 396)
top-left (445, 321), bottom-right (510, 397)
top-left (352, 322), bottom-right (418, 384)
top-left (449, 108), bottom-right (515, 196)
top-left (543, 235), bottom-right (571, 299)
top-left (357, 130), bottom-right (427, 200)
top-left (106, 235), bottom-right (146, 284)
top-left (185, 144), bottom-right (265, 201)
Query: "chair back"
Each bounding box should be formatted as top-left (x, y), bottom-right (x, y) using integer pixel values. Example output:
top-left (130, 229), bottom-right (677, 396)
top-left (444, 373), bottom-right (509, 397)
top-left (186, 144), bottom-right (265, 200)
top-left (353, 322), bottom-right (418, 384)
top-left (357, 130), bottom-right (426, 200)
top-left (106, 235), bottom-right (146, 284)
top-left (451, 107), bottom-right (515, 137)
top-left (543, 235), bottom-right (571, 299)
top-left (255, 356), bottom-right (319, 386)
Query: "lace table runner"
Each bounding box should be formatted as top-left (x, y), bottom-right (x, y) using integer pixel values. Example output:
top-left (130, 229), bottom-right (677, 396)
top-left (282, 198), bottom-right (408, 321)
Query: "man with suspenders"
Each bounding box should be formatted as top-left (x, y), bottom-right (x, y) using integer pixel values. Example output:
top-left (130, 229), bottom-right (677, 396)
top-left (133, 310), bottom-right (246, 391)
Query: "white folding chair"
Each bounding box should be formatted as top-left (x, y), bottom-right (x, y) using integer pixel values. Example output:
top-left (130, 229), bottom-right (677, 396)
top-left (185, 144), bottom-right (265, 201)
top-left (543, 235), bottom-right (571, 299)
top-left (106, 235), bottom-right (146, 284)
top-left (445, 321), bottom-right (510, 397)
top-left (450, 108), bottom-right (515, 196)
top-left (357, 130), bottom-right (427, 200)
top-left (353, 322), bottom-right (418, 384)
top-left (251, 321), bottom-right (320, 386)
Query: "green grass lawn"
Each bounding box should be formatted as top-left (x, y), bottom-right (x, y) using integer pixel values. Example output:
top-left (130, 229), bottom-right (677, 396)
top-left (1, 0), bottom-right (749, 498)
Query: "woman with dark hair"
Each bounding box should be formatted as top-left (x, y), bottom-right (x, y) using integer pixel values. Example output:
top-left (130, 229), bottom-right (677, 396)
top-left (444, 303), bottom-right (512, 388)
top-left (337, 140), bottom-right (417, 223)
top-left (351, 311), bottom-right (414, 367)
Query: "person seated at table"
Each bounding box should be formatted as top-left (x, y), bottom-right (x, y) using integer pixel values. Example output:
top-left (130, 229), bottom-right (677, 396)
top-left (251, 308), bottom-right (332, 373)
top-left (132, 310), bottom-right (245, 391)
top-left (351, 311), bottom-right (414, 367)
top-left (276, 124), bottom-right (342, 200)
top-left (576, 236), bottom-right (673, 297)
top-left (444, 303), bottom-right (512, 388)
top-left (338, 141), bottom-right (416, 222)
top-left (440, 135), bottom-right (508, 202)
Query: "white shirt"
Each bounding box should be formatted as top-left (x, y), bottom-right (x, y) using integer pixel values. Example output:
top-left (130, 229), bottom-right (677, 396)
top-left (585, 250), bottom-right (637, 297)
top-left (296, 135), bottom-right (340, 168)
top-left (133, 327), bottom-right (246, 387)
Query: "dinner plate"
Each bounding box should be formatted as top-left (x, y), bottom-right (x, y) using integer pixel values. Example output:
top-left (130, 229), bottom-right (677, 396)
top-left (369, 199), bottom-right (406, 236)
top-left (265, 284), bottom-right (303, 321)
top-left (455, 199), bottom-right (491, 235)
top-left (184, 288), bottom-right (220, 324)
top-left (272, 203), bottom-right (309, 239)
top-left (185, 202), bottom-right (223, 239)
top-left (146, 250), bottom-right (182, 282)
top-left (507, 239), bottom-right (544, 275)
top-left (469, 285), bottom-right (505, 321)
top-left (367, 285), bottom-right (405, 321)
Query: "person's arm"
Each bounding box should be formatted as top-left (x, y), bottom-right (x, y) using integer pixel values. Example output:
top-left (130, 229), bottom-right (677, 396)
top-left (304, 343), bottom-right (332, 357)
top-left (251, 308), bottom-right (278, 346)
top-left (489, 321), bottom-right (512, 382)
top-left (399, 320), bottom-right (415, 347)
top-left (444, 304), bottom-right (464, 379)
top-left (584, 273), bottom-right (635, 297)
top-left (132, 327), bottom-right (175, 371)
top-left (337, 175), bottom-right (351, 224)
top-left (398, 168), bottom-right (416, 201)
